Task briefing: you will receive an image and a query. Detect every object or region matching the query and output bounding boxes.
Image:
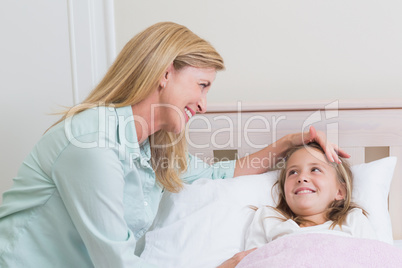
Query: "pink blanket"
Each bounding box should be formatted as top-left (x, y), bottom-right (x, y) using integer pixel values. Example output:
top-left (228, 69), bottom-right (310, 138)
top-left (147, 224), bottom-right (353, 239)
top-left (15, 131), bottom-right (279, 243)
top-left (237, 233), bottom-right (402, 268)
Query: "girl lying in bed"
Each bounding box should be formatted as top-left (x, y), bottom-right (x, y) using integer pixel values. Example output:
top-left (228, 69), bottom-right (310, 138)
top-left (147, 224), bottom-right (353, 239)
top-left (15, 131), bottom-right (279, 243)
top-left (245, 142), bottom-right (377, 250)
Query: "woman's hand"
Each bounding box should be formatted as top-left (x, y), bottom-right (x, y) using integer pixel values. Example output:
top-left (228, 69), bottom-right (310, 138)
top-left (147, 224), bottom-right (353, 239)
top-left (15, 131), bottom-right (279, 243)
top-left (234, 125), bottom-right (350, 177)
top-left (217, 248), bottom-right (256, 268)
top-left (289, 125), bottom-right (350, 163)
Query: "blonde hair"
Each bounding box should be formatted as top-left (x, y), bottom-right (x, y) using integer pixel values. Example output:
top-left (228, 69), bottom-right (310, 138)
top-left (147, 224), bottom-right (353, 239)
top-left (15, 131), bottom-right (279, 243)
top-left (50, 22), bottom-right (224, 193)
top-left (273, 142), bottom-right (366, 229)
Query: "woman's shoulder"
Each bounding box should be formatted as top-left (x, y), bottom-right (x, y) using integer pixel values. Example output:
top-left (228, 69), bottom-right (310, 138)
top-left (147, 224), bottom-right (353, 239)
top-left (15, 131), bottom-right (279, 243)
top-left (38, 106), bottom-right (131, 171)
top-left (45, 106), bottom-right (113, 137)
top-left (65, 106), bottom-right (121, 136)
top-left (47, 105), bottom-right (133, 147)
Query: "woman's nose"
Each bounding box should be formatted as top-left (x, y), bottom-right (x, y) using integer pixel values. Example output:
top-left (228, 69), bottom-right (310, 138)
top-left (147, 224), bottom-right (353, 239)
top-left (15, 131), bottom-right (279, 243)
top-left (197, 96), bottom-right (207, 114)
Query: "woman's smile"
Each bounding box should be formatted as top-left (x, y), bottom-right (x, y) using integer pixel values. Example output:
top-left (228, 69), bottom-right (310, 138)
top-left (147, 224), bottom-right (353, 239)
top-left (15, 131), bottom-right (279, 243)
top-left (184, 106), bottom-right (196, 122)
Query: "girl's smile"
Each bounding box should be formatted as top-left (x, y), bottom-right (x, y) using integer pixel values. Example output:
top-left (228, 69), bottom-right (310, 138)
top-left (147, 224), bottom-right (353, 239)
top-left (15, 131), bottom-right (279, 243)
top-left (294, 187), bottom-right (316, 195)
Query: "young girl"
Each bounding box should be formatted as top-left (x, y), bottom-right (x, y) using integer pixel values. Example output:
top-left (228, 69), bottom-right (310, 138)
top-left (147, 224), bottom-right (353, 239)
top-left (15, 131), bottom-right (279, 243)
top-left (245, 142), bottom-right (377, 250)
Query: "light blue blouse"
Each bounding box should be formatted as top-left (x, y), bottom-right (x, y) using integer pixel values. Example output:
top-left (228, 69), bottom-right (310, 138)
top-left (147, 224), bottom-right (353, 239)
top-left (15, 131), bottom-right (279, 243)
top-left (0, 106), bottom-right (235, 268)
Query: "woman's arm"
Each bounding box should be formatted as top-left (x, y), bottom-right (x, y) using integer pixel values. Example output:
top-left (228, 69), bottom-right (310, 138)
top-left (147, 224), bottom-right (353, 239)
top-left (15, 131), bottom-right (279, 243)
top-left (234, 126), bottom-right (350, 177)
top-left (52, 142), bottom-right (157, 268)
top-left (181, 153), bottom-right (236, 183)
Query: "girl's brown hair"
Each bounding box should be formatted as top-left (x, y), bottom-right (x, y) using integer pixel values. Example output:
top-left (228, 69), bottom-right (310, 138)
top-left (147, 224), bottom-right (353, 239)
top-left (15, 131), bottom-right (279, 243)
top-left (273, 142), bottom-right (366, 229)
top-left (49, 22), bottom-right (224, 193)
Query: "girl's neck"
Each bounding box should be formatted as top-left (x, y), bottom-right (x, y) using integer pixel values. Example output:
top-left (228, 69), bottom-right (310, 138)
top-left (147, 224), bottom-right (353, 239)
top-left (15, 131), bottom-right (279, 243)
top-left (298, 214), bottom-right (327, 227)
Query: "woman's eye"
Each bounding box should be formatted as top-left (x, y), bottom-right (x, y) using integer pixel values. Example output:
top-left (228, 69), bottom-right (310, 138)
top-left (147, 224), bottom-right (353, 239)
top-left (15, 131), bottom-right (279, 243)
top-left (200, 82), bottom-right (210, 90)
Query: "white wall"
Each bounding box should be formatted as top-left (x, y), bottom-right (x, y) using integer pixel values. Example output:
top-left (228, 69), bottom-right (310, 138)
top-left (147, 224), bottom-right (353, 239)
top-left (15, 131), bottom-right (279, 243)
top-left (0, 1), bottom-right (74, 202)
top-left (1, 0), bottom-right (400, 201)
top-left (0, 0), bottom-right (115, 203)
top-left (114, 0), bottom-right (402, 104)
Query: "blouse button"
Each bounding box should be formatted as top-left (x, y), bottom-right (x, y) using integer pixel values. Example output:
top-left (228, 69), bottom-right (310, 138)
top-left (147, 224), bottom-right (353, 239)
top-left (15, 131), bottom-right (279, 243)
top-left (144, 201), bottom-right (148, 206)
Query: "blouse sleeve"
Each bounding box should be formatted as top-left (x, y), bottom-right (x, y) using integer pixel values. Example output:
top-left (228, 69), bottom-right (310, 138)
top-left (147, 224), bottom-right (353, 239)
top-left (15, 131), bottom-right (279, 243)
top-left (181, 153), bottom-right (236, 184)
top-left (52, 141), bottom-right (157, 268)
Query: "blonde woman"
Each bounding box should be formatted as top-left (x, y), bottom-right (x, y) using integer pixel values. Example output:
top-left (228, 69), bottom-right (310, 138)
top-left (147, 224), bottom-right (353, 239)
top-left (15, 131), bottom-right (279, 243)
top-left (0, 22), bottom-right (347, 268)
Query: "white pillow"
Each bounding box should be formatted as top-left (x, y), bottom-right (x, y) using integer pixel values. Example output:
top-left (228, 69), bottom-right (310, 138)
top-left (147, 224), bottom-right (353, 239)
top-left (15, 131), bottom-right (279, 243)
top-left (140, 157), bottom-right (396, 267)
top-left (351, 157), bottom-right (397, 244)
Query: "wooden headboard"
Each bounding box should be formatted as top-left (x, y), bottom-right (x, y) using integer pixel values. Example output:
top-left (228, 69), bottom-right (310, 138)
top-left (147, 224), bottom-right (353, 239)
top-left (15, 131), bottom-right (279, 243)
top-left (186, 100), bottom-right (402, 240)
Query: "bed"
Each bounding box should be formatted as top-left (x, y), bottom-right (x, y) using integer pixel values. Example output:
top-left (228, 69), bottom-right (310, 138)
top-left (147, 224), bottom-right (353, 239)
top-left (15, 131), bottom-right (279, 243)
top-left (140, 99), bottom-right (402, 267)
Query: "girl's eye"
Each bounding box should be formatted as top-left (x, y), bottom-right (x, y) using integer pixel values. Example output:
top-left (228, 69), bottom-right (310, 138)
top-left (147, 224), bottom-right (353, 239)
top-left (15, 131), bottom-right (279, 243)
top-left (288, 170), bottom-right (297, 176)
top-left (311, 167), bottom-right (321, 172)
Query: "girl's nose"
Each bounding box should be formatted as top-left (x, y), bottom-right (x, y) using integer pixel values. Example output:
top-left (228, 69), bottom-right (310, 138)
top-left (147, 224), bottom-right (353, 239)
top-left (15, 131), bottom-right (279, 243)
top-left (297, 175), bottom-right (309, 183)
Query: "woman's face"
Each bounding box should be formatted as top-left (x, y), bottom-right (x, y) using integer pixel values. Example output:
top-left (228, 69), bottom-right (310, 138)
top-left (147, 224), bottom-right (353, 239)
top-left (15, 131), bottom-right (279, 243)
top-left (158, 66), bottom-right (216, 134)
top-left (283, 147), bottom-right (345, 222)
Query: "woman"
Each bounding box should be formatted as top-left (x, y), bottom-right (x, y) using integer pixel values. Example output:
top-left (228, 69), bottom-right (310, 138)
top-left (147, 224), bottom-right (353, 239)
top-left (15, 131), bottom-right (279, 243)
top-left (0, 22), bottom-right (347, 267)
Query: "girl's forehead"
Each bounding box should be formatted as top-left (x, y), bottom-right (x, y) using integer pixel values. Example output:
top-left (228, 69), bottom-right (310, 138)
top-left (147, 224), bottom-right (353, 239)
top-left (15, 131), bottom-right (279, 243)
top-left (288, 147), bottom-right (327, 162)
top-left (286, 147), bottom-right (337, 171)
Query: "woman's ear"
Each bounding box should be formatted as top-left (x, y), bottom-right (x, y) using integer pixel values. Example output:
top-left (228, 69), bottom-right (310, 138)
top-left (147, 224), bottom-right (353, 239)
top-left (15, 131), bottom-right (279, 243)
top-left (159, 62), bottom-right (174, 90)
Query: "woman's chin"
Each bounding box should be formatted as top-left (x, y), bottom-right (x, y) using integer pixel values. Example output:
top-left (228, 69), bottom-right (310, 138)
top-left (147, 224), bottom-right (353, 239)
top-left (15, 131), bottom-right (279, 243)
top-left (167, 124), bottom-right (185, 135)
top-left (175, 125), bottom-right (186, 134)
top-left (161, 117), bottom-right (186, 134)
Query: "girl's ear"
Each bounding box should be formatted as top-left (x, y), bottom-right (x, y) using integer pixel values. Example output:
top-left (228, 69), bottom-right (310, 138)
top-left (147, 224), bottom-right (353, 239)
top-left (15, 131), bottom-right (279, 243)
top-left (335, 184), bottom-right (346, 201)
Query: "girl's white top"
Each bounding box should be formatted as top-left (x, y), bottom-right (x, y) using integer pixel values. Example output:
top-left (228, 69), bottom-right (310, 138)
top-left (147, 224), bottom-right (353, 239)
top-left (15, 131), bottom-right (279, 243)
top-left (245, 206), bottom-right (377, 250)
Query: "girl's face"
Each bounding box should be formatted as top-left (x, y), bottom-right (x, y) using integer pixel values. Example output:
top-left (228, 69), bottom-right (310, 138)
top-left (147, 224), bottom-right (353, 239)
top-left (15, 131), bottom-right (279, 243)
top-left (158, 65), bottom-right (216, 134)
top-left (284, 147), bottom-right (345, 223)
